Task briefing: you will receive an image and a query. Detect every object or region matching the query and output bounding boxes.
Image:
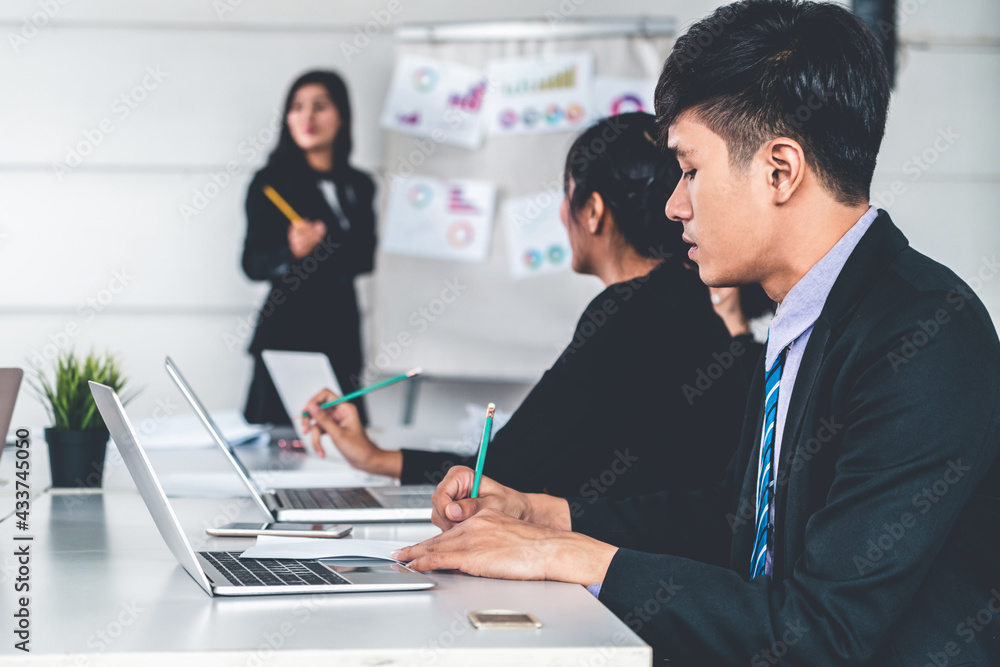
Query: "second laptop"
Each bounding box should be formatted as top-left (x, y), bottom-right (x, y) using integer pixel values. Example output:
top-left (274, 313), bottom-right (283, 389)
top-left (165, 356), bottom-right (434, 523)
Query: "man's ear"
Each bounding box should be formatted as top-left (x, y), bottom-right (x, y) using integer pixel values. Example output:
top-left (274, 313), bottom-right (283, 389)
top-left (765, 137), bottom-right (806, 205)
top-left (583, 191), bottom-right (605, 235)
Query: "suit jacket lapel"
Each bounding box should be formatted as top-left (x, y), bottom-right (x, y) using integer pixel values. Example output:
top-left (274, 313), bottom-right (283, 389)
top-left (771, 321), bottom-right (830, 576)
top-left (732, 211), bottom-right (910, 578)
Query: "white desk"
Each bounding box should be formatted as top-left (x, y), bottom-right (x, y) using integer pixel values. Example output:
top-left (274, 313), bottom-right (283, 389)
top-left (0, 437), bottom-right (651, 666)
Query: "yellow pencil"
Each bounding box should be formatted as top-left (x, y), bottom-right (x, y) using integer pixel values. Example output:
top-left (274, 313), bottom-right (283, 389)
top-left (263, 185), bottom-right (304, 226)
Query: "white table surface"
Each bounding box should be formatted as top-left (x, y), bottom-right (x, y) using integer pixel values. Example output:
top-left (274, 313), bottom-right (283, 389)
top-left (0, 433), bottom-right (651, 666)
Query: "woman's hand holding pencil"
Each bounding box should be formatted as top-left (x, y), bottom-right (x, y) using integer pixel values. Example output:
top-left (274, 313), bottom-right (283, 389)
top-left (287, 219), bottom-right (326, 259)
top-left (262, 182), bottom-right (326, 258)
top-left (301, 388), bottom-right (403, 477)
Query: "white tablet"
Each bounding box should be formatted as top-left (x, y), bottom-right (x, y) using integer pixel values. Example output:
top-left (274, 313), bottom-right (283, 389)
top-left (261, 350), bottom-right (344, 450)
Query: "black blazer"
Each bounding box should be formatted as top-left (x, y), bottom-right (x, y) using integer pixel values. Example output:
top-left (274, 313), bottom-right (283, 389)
top-left (241, 164), bottom-right (377, 422)
top-left (400, 261), bottom-right (755, 500)
top-left (571, 212), bottom-right (1000, 666)
top-left (242, 164), bottom-right (377, 355)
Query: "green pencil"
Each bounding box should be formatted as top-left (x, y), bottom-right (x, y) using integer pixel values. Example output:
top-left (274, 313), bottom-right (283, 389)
top-left (471, 403), bottom-right (496, 498)
top-left (301, 368), bottom-right (422, 416)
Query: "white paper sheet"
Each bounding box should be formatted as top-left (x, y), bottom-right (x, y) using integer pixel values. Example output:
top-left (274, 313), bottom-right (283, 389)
top-left (240, 536), bottom-right (414, 561)
top-left (485, 52), bottom-right (594, 136)
top-left (502, 191), bottom-right (573, 279)
top-left (592, 76), bottom-right (657, 118)
top-left (139, 411), bottom-right (267, 449)
top-left (381, 175), bottom-right (496, 263)
top-left (380, 54), bottom-right (488, 149)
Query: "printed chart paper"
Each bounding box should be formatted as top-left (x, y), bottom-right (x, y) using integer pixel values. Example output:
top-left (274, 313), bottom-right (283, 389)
top-left (485, 52), bottom-right (594, 136)
top-left (380, 54), bottom-right (488, 149)
top-left (502, 191), bottom-right (573, 279)
top-left (592, 76), bottom-right (657, 118)
top-left (381, 175), bottom-right (497, 263)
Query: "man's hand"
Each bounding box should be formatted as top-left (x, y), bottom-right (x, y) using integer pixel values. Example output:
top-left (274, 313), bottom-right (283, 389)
top-left (302, 389), bottom-right (402, 477)
top-left (287, 219), bottom-right (327, 259)
top-left (430, 465), bottom-right (572, 532)
top-left (391, 509), bottom-right (618, 585)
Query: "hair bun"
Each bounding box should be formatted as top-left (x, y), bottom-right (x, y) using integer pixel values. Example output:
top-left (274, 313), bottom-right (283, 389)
top-left (564, 112), bottom-right (687, 262)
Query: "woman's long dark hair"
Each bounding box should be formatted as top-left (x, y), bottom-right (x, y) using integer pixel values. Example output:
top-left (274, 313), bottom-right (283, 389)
top-left (563, 111), bottom-right (686, 264)
top-left (266, 70), bottom-right (354, 175)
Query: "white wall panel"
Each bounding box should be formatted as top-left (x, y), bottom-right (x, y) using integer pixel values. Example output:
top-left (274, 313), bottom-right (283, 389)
top-left (0, 27), bottom-right (395, 170)
top-left (0, 0), bottom-right (689, 26)
top-left (0, 172), bottom-right (267, 307)
top-left (0, 313), bottom-right (255, 429)
top-left (896, 0), bottom-right (1000, 41)
top-left (880, 50), bottom-right (1000, 177)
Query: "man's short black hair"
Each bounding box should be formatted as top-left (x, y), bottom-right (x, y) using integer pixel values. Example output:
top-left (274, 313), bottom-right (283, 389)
top-left (655, 0), bottom-right (891, 205)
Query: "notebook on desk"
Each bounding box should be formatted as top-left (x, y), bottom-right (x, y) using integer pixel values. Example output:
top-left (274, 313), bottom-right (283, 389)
top-left (88, 380), bottom-right (435, 597)
top-left (0, 368), bottom-right (24, 464)
top-left (164, 356), bottom-right (434, 523)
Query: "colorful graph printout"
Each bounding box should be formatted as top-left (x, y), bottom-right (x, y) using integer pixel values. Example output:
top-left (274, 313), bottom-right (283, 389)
top-left (382, 176), bottom-right (497, 263)
top-left (380, 54), bottom-right (489, 149)
top-left (502, 191), bottom-right (573, 279)
top-left (485, 53), bottom-right (594, 136)
top-left (592, 76), bottom-right (657, 119)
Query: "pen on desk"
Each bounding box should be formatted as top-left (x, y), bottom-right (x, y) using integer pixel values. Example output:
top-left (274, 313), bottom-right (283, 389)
top-left (471, 403), bottom-right (496, 499)
top-left (301, 368), bottom-right (423, 416)
top-left (262, 185), bottom-right (304, 226)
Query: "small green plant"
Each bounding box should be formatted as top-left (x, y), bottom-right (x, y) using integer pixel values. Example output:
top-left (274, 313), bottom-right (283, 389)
top-left (31, 351), bottom-right (139, 431)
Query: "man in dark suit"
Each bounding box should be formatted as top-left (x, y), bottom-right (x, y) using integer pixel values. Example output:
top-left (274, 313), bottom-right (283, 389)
top-left (390, 1), bottom-right (1000, 664)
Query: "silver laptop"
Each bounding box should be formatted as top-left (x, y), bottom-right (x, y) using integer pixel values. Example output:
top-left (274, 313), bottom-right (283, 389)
top-left (89, 381), bottom-right (435, 597)
top-left (0, 368), bottom-right (24, 464)
top-left (164, 357), bottom-right (434, 523)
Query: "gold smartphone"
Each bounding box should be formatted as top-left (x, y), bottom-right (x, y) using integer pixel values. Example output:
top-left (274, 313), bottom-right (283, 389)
top-left (468, 610), bottom-right (542, 629)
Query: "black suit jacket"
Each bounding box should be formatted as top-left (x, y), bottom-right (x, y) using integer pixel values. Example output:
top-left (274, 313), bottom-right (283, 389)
top-left (240, 164), bottom-right (377, 423)
top-left (571, 212), bottom-right (1000, 666)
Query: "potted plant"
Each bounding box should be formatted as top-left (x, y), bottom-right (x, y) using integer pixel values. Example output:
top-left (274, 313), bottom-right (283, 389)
top-left (31, 351), bottom-right (138, 488)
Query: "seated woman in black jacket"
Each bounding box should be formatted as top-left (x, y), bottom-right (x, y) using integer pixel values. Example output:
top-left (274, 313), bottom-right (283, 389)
top-left (302, 112), bottom-right (752, 500)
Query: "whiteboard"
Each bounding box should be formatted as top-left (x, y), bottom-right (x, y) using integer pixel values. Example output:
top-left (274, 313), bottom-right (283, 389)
top-left (368, 35), bottom-right (675, 381)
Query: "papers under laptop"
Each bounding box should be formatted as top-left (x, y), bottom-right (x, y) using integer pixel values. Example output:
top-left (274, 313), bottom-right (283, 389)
top-left (164, 357), bottom-right (434, 522)
top-left (88, 381), bottom-right (435, 597)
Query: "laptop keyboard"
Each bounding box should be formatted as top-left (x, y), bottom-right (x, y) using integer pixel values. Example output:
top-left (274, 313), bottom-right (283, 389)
top-left (200, 551), bottom-right (350, 587)
top-left (281, 487), bottom-right (381, 510)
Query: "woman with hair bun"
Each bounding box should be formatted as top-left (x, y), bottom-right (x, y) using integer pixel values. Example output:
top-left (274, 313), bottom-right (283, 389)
top-left (303, 112), bottom-right (750, 500)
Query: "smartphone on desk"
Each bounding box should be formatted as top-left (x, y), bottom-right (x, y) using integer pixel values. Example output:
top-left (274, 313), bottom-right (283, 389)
top-left (206, 522), bottom-right (352, 538)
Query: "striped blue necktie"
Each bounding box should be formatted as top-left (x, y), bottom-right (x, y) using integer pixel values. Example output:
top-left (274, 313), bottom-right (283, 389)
top-left (750, 347), bottom-right (787, 579)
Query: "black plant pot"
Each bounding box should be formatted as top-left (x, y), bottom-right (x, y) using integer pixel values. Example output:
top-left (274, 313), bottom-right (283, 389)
top-left (44, 427), bottom-right (109, 488)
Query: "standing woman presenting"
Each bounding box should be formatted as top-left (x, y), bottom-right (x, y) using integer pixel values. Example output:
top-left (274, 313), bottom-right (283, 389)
top-left (242, 71), bottom-right (376, 425)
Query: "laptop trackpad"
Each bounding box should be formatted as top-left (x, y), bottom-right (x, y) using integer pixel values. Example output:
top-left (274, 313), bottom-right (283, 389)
top-left (319, 559), bottom-right (417, 583)
top-left (368, 487), bottom-right (434, 508)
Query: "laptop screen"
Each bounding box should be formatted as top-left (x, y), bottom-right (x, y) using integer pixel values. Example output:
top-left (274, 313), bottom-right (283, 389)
top-left (0, 369), bottom-right (23, 465)
top-left (163, 357), bottom-right (274, 517)
top-left (88, 381), bottom-right (214, 594)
